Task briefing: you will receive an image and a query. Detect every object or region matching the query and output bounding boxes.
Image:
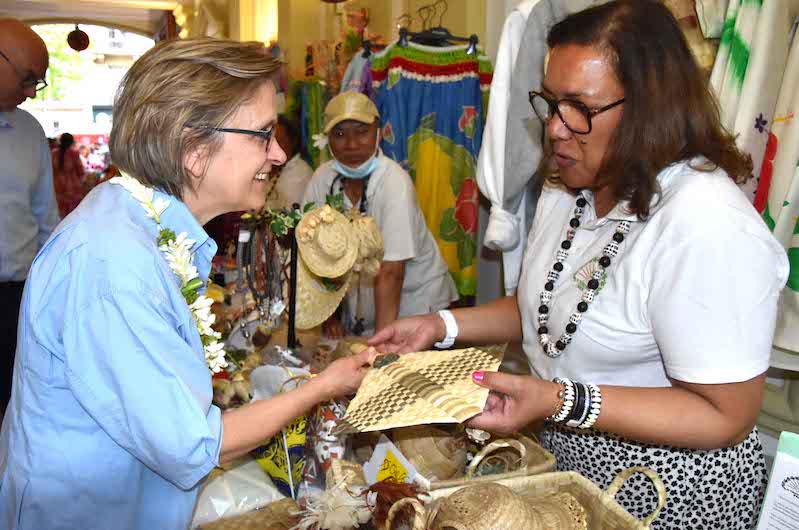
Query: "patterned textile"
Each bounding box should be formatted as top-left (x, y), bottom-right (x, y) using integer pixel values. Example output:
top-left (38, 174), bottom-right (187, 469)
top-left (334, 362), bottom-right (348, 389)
top-left (251, 415), bottom-right (307, 498)
top-left (710, 0), bottom-right (774, 200)
top-left (286, 80), bottom-right (331, 171)
top-left (338, 345), bottom-right (504, 434)
top-left (371, 43), bottom-right (493, 297)
top-left (696, 0), bottom-right (730, 38)
top-left (712, 0), bottom-right (796, 201)
top-left (540, 426), bottom-right (766, 530)
top-left (710, 0), bottom-right (752, 131)
top-left (753, 28), bottom-right (799, 352)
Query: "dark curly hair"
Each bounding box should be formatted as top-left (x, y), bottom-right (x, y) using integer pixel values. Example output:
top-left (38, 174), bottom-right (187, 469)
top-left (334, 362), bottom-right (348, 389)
top-left (542, 0), bottom-right (752, 219)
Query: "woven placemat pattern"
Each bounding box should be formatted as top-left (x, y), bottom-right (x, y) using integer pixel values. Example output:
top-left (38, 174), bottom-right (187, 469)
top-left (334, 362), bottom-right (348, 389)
top-left (338, 345), bottom-right (505, 433)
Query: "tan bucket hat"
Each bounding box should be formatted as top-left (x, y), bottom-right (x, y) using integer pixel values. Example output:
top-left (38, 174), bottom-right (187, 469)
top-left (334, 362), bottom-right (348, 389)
top-left (296, 205), bottom-right (358, 279)
top-left (388, 483), bottom-right (587, 530)
top-left (295, 257), bottom-right (352, 331)
top-left (323, 92), bottom-right (380, 134)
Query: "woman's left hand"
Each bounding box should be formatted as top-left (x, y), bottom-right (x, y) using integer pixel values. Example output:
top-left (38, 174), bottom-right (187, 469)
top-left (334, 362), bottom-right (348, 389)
top-left (467, 372), bottom-right (562, 435)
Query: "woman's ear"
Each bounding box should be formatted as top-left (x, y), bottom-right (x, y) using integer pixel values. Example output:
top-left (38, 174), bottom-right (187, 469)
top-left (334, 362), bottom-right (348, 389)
top-left (184, 144), bottom-right (208, 181)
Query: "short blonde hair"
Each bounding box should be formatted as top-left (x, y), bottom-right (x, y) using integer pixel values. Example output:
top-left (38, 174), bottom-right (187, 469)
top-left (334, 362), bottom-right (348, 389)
top-left (110, 38), bottom-right (281, 199)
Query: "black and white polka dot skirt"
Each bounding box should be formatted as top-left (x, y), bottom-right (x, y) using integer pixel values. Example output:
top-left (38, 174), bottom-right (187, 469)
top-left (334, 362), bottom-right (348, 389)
top-left (539, 425), bottom-right (767, 529)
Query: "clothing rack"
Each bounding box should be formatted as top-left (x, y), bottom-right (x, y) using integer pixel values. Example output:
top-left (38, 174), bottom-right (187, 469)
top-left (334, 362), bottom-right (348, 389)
top-left (398, 27), bottom-right (478, 55)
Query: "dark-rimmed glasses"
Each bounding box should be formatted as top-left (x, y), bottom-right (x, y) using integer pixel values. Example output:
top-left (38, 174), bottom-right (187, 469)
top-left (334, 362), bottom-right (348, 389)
top-left (190, 126), bottom-right (275, 151)
top-left (529, 91), bottom-right (624, 134)
top-left (0, 50), bottom-right (48, 92)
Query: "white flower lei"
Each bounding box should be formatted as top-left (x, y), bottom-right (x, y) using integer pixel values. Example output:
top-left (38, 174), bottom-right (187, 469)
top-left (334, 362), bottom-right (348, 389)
top-left (111, 174), bottom-right (228, 374)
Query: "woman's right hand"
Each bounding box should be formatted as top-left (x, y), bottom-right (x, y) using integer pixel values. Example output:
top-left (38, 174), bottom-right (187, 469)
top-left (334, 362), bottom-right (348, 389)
top-left (368, 313), bottom-right (445, 354)
top-left (312, 347), bottom-right (376, 400)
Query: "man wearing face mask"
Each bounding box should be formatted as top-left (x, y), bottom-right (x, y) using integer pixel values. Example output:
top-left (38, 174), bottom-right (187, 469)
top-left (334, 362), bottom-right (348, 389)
top-left (0, 19), bottom-right (60, 415)
top-left (303, 92), bottom-right (458, 338)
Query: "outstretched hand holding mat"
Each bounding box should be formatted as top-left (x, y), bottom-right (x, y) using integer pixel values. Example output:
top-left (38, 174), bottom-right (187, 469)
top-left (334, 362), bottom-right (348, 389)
top-left (337, 345), bottom-right (506, 434)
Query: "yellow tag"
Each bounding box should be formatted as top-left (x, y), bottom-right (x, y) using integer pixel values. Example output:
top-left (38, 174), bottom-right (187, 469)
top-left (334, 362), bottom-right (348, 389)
top-left (376, 449), bottom-right (409, 483)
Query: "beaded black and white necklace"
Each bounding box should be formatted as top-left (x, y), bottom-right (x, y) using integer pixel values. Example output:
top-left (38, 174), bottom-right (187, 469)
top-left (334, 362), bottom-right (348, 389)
top-left (537, 195), bottom-right (631, 358)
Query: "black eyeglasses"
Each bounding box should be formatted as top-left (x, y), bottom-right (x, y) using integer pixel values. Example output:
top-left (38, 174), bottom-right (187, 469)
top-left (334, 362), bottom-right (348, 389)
top-left (529, 91), bottom-right (624, 135)
top-left (0, 49), bottom-right (48, 92)
top-left (191, 126), bottom-right (275, 151)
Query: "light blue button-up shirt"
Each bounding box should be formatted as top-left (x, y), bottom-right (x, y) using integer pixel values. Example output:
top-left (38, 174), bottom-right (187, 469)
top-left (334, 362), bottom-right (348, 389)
top-left (0, 109), bottom-right (60, 281)
top-left (0, 181), bottom-right (223, 529)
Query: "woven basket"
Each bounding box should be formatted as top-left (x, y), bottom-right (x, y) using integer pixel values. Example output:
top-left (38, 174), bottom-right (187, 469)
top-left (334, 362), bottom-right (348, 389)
top-left (425, 434), bottom-right (556, 490)
top-left (388, 466), bottom-right (666, 530)
top-left (197, 498), bottom-right (301, 530)
top-left (392, 425), bottom-right (468, 482)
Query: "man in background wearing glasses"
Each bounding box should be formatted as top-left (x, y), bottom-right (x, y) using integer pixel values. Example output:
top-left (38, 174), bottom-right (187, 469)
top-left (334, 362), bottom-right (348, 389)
top-left (0, 18), bottom-right (60, 419)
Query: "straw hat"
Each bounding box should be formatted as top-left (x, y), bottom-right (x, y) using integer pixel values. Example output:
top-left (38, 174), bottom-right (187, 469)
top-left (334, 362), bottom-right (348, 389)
top-left (323, 92), bottom-right (380, 134)
top-left (427, 483), bottom-right (540, 530)
top-left (295, 256), bottom-right (352, 330)
top-left (392, 425), bottom-right (467, 481)
top-left (433, 484), bottom-right (586, 530)
top-left (297, 205), bottom-right (358, 279)
top-left (350, 212), bottom-right (383, 278)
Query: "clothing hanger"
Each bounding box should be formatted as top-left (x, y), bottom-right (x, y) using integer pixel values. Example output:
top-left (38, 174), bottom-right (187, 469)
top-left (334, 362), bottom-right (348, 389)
top-left (396, 0), bottom-right (479, 54)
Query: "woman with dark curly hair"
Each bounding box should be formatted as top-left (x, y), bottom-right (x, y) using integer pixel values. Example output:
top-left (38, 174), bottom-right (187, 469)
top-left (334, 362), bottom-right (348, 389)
top-left (370, 1), bottom-right (788, 527)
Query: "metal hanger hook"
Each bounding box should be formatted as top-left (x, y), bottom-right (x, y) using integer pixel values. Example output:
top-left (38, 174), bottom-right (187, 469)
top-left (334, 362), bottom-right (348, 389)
top-left (433, 0), bottom-right (448, 28)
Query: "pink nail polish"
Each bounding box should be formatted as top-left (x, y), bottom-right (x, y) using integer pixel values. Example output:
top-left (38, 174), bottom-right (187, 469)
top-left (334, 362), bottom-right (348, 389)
top-left (472, 371), bottom-right (484, 383)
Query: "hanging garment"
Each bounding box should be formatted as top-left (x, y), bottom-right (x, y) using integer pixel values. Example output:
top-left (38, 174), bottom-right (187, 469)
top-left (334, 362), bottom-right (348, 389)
top-left (710, 0), bottom-right (760, 133)
top-left (298, 80), bottom-right (330, 170)
top-left (730, 0), bottom-right (796, 200)
top-left (340, 52), bottom-right (371, 94)
top-left (696, 0), bottom-right (731, 38)
top-left (476, 0), bottom-right (539, 295)
top-left (371, 42), bottom-right (493, 298)
top-left (753, 30), bottom-right (799, 353)
top-left (497, 0), bottom-right (599, 292)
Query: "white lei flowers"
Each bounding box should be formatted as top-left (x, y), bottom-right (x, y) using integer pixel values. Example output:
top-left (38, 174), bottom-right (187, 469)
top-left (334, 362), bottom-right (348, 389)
top-left (111, 174), bottom-right (228, 374)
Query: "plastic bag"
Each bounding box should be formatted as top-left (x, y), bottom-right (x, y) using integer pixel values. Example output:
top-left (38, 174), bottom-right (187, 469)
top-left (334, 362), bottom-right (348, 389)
top-left (249, 365), bottom-right (311, 499)
top-left (190, 458), bottom-right (284, 528)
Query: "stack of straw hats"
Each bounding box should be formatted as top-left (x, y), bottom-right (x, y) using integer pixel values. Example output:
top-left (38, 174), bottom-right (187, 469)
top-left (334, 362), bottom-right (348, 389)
top-left (295, 205), bottom-right (383, 330)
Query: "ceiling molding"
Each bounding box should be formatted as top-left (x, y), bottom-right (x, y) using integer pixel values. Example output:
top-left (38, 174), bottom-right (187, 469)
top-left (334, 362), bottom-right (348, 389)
top-left (0, 0), bottom-right (175, 36)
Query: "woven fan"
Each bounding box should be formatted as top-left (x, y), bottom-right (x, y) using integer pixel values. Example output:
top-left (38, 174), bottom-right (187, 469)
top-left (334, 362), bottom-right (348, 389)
top-left (337, 345), bottom-right (505, 434)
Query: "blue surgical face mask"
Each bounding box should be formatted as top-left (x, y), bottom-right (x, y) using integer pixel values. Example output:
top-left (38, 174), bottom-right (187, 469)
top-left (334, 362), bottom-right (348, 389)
top-left (332, 132), bottom-right (380, 180)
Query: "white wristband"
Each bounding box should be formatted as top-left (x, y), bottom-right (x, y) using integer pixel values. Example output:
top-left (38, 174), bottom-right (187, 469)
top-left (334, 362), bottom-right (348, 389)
top-left (434, 309), bottom-right (458, 349)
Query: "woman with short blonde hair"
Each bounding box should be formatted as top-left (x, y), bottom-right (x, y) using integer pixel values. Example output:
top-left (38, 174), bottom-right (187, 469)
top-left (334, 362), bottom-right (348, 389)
top-left (0, 38), bottom-right (373, 529)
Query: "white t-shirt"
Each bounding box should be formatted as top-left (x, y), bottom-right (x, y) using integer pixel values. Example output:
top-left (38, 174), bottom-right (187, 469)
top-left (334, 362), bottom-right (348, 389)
top-left (519, 159), bottom-right (789, 387)
top-left (303, 153), bottom-right (458, 334)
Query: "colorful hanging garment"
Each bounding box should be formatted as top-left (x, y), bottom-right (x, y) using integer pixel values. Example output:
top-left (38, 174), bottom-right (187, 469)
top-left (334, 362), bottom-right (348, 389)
top-left (732, 0), bottom-right (794, 199)
top-left (287, 79), bottom-right (331, 170)
top-left (710, 0), bottom-right (756, 132)
top-left (753, 29), bottom-right (799, 353)
top-left (371, 43), bottom-right (493, 297)
top-left (710, 0), bottom-right (772, 200)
